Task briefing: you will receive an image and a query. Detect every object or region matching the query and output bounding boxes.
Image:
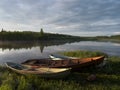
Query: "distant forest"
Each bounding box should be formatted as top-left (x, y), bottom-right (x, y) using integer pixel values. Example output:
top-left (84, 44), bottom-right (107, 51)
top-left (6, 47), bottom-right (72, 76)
top-left (0, 28), bottom-right (81, 41)
top-left (0, 28), bottom-right (119, 41)
top-left (96, 35), bottom-right (120, 40)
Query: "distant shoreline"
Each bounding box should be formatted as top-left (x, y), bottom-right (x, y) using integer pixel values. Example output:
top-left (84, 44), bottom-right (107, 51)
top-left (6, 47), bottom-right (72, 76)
top-left (0, 31), bottom-right (119, 43)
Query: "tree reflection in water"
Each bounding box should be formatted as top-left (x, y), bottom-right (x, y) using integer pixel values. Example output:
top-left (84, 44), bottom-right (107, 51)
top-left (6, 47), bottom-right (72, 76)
top-left (0, 40), bottom-right (80, 53)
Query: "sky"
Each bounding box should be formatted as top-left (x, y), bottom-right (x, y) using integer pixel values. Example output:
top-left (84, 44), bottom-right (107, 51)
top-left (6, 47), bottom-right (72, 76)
top-left (0, 0), bottom-right (120, 36)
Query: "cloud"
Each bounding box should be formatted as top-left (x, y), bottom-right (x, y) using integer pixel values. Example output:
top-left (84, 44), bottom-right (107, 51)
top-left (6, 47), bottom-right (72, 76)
top-left (0, 0), bottom-right (120, 36)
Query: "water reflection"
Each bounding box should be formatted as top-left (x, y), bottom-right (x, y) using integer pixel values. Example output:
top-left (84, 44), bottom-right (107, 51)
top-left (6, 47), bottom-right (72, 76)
top-left (0, 41), bottom-right (120, 65)
top-left (0, 40), bottom-right (79, 53)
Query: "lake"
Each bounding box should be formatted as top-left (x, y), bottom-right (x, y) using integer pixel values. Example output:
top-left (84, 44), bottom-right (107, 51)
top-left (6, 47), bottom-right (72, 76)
top-left (0, 41), bottom-right (120, 65)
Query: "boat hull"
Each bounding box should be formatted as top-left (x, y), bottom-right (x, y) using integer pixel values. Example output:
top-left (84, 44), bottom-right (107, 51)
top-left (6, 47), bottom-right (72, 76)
top-left (5, 62), bottom-right (71, 79)
top-left (22, 56), bottom-right (105, 71)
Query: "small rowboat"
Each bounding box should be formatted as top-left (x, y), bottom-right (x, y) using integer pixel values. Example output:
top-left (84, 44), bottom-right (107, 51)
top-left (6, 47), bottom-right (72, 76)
top-left (22, 56), bottom-right (105, 71)
top-left (49, 54), bottom-right (107, 67)
top-left (5, 62), bottom-right (71, 79)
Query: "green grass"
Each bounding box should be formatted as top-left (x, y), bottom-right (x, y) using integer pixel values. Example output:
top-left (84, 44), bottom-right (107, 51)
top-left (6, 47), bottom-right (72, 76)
top-left (60, 50), bottom-right (108, 58)
top-left (0, 51), bottom-right (120, 90)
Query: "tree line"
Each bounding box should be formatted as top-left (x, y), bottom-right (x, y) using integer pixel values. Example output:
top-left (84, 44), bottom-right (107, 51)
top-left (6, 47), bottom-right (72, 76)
top-left (0, 29), bottom-right (81, 41)
top-left (95, 35), bottom-right (120, 40)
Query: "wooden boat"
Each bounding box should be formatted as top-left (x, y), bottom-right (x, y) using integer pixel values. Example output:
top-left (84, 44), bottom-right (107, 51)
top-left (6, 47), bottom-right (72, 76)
top-left (49, 54), bottom-right (77, 60)
top-left (22, 56), bottom-right (105, 71)
top-left (5, 62), bottom-right (71, 79)
top-left (49, 54), bottom-right (107, 68)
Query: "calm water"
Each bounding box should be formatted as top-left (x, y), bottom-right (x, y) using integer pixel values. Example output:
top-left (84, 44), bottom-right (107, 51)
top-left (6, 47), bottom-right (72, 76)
top-left (0, 41), bottom-right (120, 65)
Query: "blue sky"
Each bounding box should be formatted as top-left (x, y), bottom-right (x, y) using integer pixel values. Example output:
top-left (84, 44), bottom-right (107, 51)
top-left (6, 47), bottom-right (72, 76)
top-left (0, 0), bottom-right (120, 36)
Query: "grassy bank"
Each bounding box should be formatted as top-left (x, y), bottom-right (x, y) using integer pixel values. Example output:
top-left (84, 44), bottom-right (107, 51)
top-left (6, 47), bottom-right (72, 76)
top-left (0, 51), bottom-right (120, 90)
top-left (93, 35), bottom-right (120, 43)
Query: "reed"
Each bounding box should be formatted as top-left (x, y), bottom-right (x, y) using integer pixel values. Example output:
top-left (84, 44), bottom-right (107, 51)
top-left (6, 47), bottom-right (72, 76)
top-left (61, 50), bottom-right (108, 58)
